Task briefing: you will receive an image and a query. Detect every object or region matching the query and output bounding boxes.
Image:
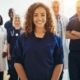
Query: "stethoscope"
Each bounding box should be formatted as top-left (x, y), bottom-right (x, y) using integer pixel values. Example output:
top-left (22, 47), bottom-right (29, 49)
top-left (10, 30), bottom-right (19, 36)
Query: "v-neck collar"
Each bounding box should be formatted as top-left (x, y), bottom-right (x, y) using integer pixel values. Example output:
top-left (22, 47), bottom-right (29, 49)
top-left (33, 32), bottom-right (47, 44)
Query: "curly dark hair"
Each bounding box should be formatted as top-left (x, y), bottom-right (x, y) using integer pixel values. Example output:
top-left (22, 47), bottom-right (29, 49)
top-left (0, 15), bottom-right (3, 25)
top-left (22, 2), bottom-right (56, 36)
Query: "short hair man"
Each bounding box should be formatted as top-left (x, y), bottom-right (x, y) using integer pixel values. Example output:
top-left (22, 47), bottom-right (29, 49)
top-left (52, 1), bottom-right (69, 80)
top-left (4, 8), bottom-right (15, 32)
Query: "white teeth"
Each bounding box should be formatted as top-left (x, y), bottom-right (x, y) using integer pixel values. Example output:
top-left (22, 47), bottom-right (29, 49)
top-left (37, 22), bottom-right (42, 23)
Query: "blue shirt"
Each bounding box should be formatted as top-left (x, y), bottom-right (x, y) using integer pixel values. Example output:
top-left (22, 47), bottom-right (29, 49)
top-left (4, 21), bottom-right (13, 32)
top-left (56, 16), bottom-right (62, 38)
top-left (66, 17), bottom-right (80, 51)
top-left (13, 32), bottom-right (63, 80)
top-left (7, 27), bottom-right (22, 55)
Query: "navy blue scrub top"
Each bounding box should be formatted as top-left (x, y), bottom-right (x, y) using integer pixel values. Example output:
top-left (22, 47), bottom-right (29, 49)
top-left (4, 21), bottom-right (13, 32)
top-left (13, 32), bottom-right (64, 80)
top-left (7, 27), bottom-right (22, 55)
top-left (66, 17), bottom-right (80, 51)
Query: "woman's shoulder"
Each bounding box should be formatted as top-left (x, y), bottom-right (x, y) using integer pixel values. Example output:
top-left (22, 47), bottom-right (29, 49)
top-left (50, 33), bottom-right (62, 44)
top-left (50, 33), bottom-right (61, 39)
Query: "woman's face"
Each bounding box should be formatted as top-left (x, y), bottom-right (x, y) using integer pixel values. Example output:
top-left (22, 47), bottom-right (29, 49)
top-left (14, 15), bottom-right (20, 25)
top-left (33, 7), bottom-right (46, 28)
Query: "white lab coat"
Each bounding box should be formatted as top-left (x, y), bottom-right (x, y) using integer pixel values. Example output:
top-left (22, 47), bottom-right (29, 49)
top-left (56, 15), bottom-right (70, 69)
top-left (0, 26), bottom-right (8, 71)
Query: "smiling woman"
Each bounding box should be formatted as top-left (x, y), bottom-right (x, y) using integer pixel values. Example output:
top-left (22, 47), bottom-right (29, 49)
top-left (33, 7), bottom-right (46, 29)
top-left (13, 2), bottom-right (64, 80)
top-left (7, 14), bottom-right (22, 80)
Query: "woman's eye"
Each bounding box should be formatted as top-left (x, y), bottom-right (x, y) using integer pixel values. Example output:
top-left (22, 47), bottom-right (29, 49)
top-left (42, 14), bottom-right (45, 16)
top-left (34, 15), bottom-right (37, 17)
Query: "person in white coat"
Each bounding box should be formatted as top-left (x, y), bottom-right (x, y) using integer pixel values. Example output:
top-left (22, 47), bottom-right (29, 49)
top-left (52, 1), bottom-right (69, 80)
top-left (0, 15), bottom-right (8, 80)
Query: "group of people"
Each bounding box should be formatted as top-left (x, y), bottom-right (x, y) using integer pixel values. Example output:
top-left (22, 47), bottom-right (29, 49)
top-left (0, 0), bottom-right (80, 80)
top-left (0, 8), bottom-right (22, 80)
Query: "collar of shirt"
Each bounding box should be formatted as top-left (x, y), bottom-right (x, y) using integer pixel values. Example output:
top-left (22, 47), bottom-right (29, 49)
top-left (56, 15), bottom-right (62, 37)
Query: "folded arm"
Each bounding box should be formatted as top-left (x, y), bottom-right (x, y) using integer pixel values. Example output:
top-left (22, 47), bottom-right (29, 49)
top-left (71, 30), bottom-right (80, 38)
top-left (66, 31), bottom-right (79, 39)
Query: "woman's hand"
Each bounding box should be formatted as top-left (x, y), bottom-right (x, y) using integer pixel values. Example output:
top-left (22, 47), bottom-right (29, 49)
top-left (8, 53), bottom-right (11, 60)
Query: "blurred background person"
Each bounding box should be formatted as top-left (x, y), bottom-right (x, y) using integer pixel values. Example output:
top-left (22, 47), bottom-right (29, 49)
top-left (52, 1), bottom-right (69, 80)
top-left (66, 0), bottom-right (80, 80)
top-left (0, 15), bottom-right (8, 80)
top-left (4, 8), bottom-right (15, 32)
top-left (7, 14), bottom-right (22, 80)
top-left (4, 8), bottom-right (15, 80)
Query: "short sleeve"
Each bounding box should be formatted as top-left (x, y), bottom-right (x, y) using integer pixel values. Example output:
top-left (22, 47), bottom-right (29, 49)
top-left (66, 20), bottom-right (72, 31)
top-left (54, 37), bottom-right (64, 65)
top-left (13, 35), bottom-right (23, 64)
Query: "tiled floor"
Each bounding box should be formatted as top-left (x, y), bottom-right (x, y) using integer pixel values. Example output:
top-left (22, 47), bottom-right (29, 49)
top-left (4, 69), bottom-right (69, 80)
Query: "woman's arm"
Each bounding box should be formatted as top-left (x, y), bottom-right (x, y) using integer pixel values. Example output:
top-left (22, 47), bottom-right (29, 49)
top-left (51, 64), bottom-right (63, 80)
top-left (51, 36), bottom-right (63, 80)
top-left (71, 30), bottom-right (80, 38)
top-left (14, 63), bottom-right (28, 80)
top-left (66, 31), bottom-right (79, 39)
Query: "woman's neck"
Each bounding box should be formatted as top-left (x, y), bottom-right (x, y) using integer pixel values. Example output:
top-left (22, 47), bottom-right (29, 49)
top-left (14, 24), bottom-right (20, 29)
top-left (34, 27), bottom-right (46, 38)
top-left (35, 27), bottom-right (46, 33)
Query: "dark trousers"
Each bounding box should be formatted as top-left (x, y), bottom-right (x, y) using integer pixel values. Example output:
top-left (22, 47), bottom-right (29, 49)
top-left (8, 60), bottom-right (13, 80)
top-left (69, 51), bottom-right (80, 80)
top-left (0, 72), bottom-right (3, 80)
top-left (8, 58), bottom-right (18, 80)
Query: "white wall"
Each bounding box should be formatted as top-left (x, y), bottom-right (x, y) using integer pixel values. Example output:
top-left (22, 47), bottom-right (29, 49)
top-left (0, 0), bottom-right (51, 25)
top-left (0, 0), bottom-right (77, 25)
top-left (64, 0), bottom-right (77, 18)
top-left (0, 0), bottom-right (16, 24)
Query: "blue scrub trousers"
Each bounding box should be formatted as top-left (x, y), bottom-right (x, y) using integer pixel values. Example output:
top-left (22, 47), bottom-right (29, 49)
top-left (8, 57), bottom-right (18, 80)
top-left (11, 57), bottom-right (18, 80)
top-left (68, 51), bottom-right (80, 80)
